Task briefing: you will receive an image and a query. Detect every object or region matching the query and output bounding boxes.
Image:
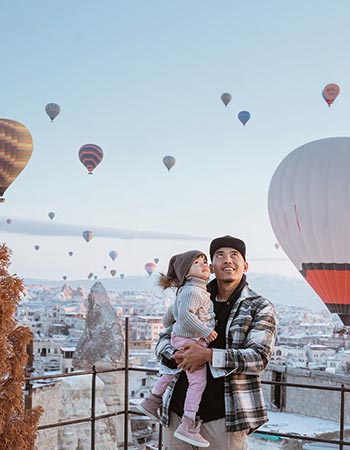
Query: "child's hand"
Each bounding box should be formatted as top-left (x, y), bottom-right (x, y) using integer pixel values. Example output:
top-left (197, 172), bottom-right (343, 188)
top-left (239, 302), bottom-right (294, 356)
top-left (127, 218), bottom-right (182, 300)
top-left (207, 330), bottom-right (218, 343)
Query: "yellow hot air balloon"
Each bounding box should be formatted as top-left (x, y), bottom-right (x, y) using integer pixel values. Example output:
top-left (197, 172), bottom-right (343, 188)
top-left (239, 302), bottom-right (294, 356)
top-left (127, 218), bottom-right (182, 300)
top-left (0, 119), bottom-right (33, 202)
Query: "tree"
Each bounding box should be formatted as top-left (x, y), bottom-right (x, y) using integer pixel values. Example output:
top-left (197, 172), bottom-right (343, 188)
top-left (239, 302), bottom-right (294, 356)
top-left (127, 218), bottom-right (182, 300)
top-left (0, 244), bottom-right (43, 449)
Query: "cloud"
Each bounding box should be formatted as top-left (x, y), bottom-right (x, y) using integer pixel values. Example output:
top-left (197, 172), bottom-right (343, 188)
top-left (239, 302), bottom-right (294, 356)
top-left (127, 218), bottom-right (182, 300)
top-left (0, 217), bottom-right (208, 241)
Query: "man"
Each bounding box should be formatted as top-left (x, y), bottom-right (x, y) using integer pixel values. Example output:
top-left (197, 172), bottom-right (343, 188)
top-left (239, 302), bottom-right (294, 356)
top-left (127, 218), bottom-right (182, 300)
top-left (157, 236), bottom-right (277, 450)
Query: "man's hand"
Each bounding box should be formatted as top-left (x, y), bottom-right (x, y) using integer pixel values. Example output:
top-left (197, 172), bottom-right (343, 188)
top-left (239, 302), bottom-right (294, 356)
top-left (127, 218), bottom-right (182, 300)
top-left (172, 341), bottom-right (212, 373)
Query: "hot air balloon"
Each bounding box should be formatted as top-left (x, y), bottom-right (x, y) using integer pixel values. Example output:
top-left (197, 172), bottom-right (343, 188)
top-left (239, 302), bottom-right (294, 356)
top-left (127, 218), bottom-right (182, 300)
top-left (163, 155), bottom-right (176, 172)
top-left (238, 111), bottom-right (251, 126)
top-left (322, 84), bottom-right (340, 107)
top-left (68, 251), bottom-right (73, 257)
top-left (82, 230), bottom-right (93, 242)
top-left (79, 144), bottom-right (103, 174)
top-left (268, 137), bottom-right (350, 325)
top-left (154, 257), bottom-right (159, 264)
top-left (120, 273), bottom-right (125, 279)
top-left (34, 245), bottom-right (40, 251)
top-left (6, 219), bottom-right (11, 224)
top-left (48, 212), bottom-right (55, 220)
top-left (94, 275), bottom-right (98, 280)
top-left (274, 243), bottom-right (280, 250)
top-left (110, 269), bottom-right (116, 277)
top-left (145, 262), bottom-right (157, 276)
top-left (87, 272), bottom-right (93, 279)
top-left (220, 93), bottom-right (232, 107)
top-left (109, 250), bottom-right (118, 261)
top-left (45, 103), bottom-right (61, 122)
top-left (103, 265), bottom-right (107, 270)
top-left (0, 119), bottom-right (33, 202)
top-left (63, 275), bottom-right (67, 281)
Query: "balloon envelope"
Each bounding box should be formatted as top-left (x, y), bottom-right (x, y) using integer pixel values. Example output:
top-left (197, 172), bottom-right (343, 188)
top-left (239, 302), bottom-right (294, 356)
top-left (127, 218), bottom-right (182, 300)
top-left (79, 144), bottom-right (103, 174)
top-left (238, 111), bottom-right (251, 126)
top-left (145, 262), bottom-right (157, 276)
top-left (34, 245), bottom-right (40, 251)
top-left (220, 93), bottom-right (232, 107)
top-left (63, 275), bottom-right (67, 280)
top-left (154, 257), bottom-right (159, 264)
top-left (6, 219), bottom-right (11, 224)
top-left (109, 250), bottom-right (118, 261)
top-left (120, 273), bottom-right (125, 279)
top-left (110, 269), bottom-right (116, 277)
top-left (322, 84), bottom-right (340, 107)
top-left (0, 119), bottom-right (33, 202)
top-left (68, 251), bottom-right (73, 257)
top-left (45, 103), bottom-right (61, 121)
top-left (82, 230), bottom-right (93, 242)
top-left (87, 272), bottom-right (93, 279)
top-left (268, 137), bottom-right (350, 325)
top-left (163, 155), bottom-right (176, 171)
top-left (48, 212), bottom-right (55, 220)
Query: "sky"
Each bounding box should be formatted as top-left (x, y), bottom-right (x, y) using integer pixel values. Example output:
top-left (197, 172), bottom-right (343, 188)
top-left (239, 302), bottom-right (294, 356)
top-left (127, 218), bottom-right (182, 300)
top-left (1, 0), bottom-right (350, 280)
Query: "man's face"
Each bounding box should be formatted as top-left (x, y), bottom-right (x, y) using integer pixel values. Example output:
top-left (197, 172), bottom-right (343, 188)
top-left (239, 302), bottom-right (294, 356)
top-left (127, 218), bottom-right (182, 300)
top-left (210, 247), bottom-right (248, 284)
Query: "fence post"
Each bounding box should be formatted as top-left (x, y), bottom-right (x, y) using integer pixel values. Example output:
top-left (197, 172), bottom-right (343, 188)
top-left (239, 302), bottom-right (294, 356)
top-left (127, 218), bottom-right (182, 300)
top-left (91, 365), bottom-right (96, 450)
top-left (340, 383), bottom-right (345, 450)
top-left (124, 317), bottom-right (129, 450)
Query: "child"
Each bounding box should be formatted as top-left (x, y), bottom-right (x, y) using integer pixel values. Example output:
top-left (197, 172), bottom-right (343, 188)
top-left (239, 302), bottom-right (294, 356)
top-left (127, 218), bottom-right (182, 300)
top-left (137, 250), bottom-right (217, 448)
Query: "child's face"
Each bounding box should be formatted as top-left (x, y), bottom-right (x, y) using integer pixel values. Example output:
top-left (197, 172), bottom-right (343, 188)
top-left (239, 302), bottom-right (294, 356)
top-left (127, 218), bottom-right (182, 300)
top-left (186, 255), bottom-right (210, 281)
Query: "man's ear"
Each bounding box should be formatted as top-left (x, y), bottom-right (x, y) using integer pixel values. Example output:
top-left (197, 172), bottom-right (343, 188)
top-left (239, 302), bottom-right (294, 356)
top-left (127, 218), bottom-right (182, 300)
top-left (209, 264), bottom-right (214, 273)
top-left (243, 261), bottom-right (249, 272)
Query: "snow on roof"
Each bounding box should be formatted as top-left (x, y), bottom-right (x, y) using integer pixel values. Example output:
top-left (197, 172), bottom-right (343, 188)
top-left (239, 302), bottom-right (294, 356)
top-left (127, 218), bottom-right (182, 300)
top-left (261, 411), bottom-right (348, 437)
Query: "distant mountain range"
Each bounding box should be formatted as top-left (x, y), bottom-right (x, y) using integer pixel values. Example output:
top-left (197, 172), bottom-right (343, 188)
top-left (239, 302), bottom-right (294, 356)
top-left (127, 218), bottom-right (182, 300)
top-left (23, 272), bottom-right (326, 311)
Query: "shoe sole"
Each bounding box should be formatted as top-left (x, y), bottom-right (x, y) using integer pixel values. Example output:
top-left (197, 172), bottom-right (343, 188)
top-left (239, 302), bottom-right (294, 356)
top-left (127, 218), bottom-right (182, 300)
top-left (136, 403), bottom-right (160, 422)
top-left (174, 430), bottom-right (210, 448)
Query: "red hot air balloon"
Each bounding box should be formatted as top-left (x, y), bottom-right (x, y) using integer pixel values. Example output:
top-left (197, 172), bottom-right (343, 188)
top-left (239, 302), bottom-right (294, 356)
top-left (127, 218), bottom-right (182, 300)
top-left (79, 144), bottom-right (103, 174)
top-left (145, 262), bottom-right (157, 276)
top-left (0, 119), bottom-right (33, 202)
top-left (322, 84), bottom-right (340, 107)
top-left (268, 137), bottom-right (350, 325)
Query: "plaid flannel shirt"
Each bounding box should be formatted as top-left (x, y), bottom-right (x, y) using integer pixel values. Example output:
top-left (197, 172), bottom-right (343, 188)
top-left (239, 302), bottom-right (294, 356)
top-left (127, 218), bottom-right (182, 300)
top-left (157, 281), bottom-right (277, 433)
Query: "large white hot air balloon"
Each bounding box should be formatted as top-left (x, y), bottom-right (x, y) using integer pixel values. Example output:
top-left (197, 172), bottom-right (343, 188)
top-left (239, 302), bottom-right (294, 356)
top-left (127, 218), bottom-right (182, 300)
top-left (268, 137), bottom-right (350, 325)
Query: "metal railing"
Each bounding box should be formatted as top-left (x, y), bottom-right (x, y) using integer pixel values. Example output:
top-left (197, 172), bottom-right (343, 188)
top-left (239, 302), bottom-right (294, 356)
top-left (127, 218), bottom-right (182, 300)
top-left (24, 317), bottom-right (350, 450)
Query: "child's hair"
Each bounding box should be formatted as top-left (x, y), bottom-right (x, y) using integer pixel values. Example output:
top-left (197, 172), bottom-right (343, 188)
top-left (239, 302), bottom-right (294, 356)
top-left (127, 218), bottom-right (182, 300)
top-left (158, 273), bottom-right (181, 290)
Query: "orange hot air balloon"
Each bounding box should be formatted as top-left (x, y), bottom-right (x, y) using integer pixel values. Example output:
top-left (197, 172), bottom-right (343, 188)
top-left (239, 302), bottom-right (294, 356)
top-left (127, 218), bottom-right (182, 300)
top-left (268, 137), bottom-right (350, 325)
top-left (0, 119), bottom-right (33, 202)
top-left (79, 144), bottom-right (103, 174)
top-left (322, 83), bottom-right (340, 107)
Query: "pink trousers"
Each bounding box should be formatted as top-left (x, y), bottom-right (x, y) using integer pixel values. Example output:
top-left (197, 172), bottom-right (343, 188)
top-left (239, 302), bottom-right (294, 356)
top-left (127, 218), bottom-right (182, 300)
top-left (152, 334), bottom-right (208, 413)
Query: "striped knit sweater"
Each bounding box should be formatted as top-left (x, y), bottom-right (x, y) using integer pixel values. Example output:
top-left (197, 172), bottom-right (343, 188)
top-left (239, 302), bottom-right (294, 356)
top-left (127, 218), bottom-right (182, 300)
top-left (162, 277), bottom-right (215, 338)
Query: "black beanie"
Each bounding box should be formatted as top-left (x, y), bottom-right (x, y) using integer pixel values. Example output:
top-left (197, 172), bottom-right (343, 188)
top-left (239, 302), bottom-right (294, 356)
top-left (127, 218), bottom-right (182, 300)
top-left (209, 236), bottom-right (246, 261)
top-left (167, 250), bottom-right (206, 285)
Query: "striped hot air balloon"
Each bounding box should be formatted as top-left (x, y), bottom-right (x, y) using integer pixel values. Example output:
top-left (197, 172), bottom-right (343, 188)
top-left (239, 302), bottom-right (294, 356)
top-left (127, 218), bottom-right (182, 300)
top-left (0, 119), bottom-right (33, 202)
top-left (79, 144), bottom-right (103, 174)
top-left (82, 230), bottom-right (93, 242)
